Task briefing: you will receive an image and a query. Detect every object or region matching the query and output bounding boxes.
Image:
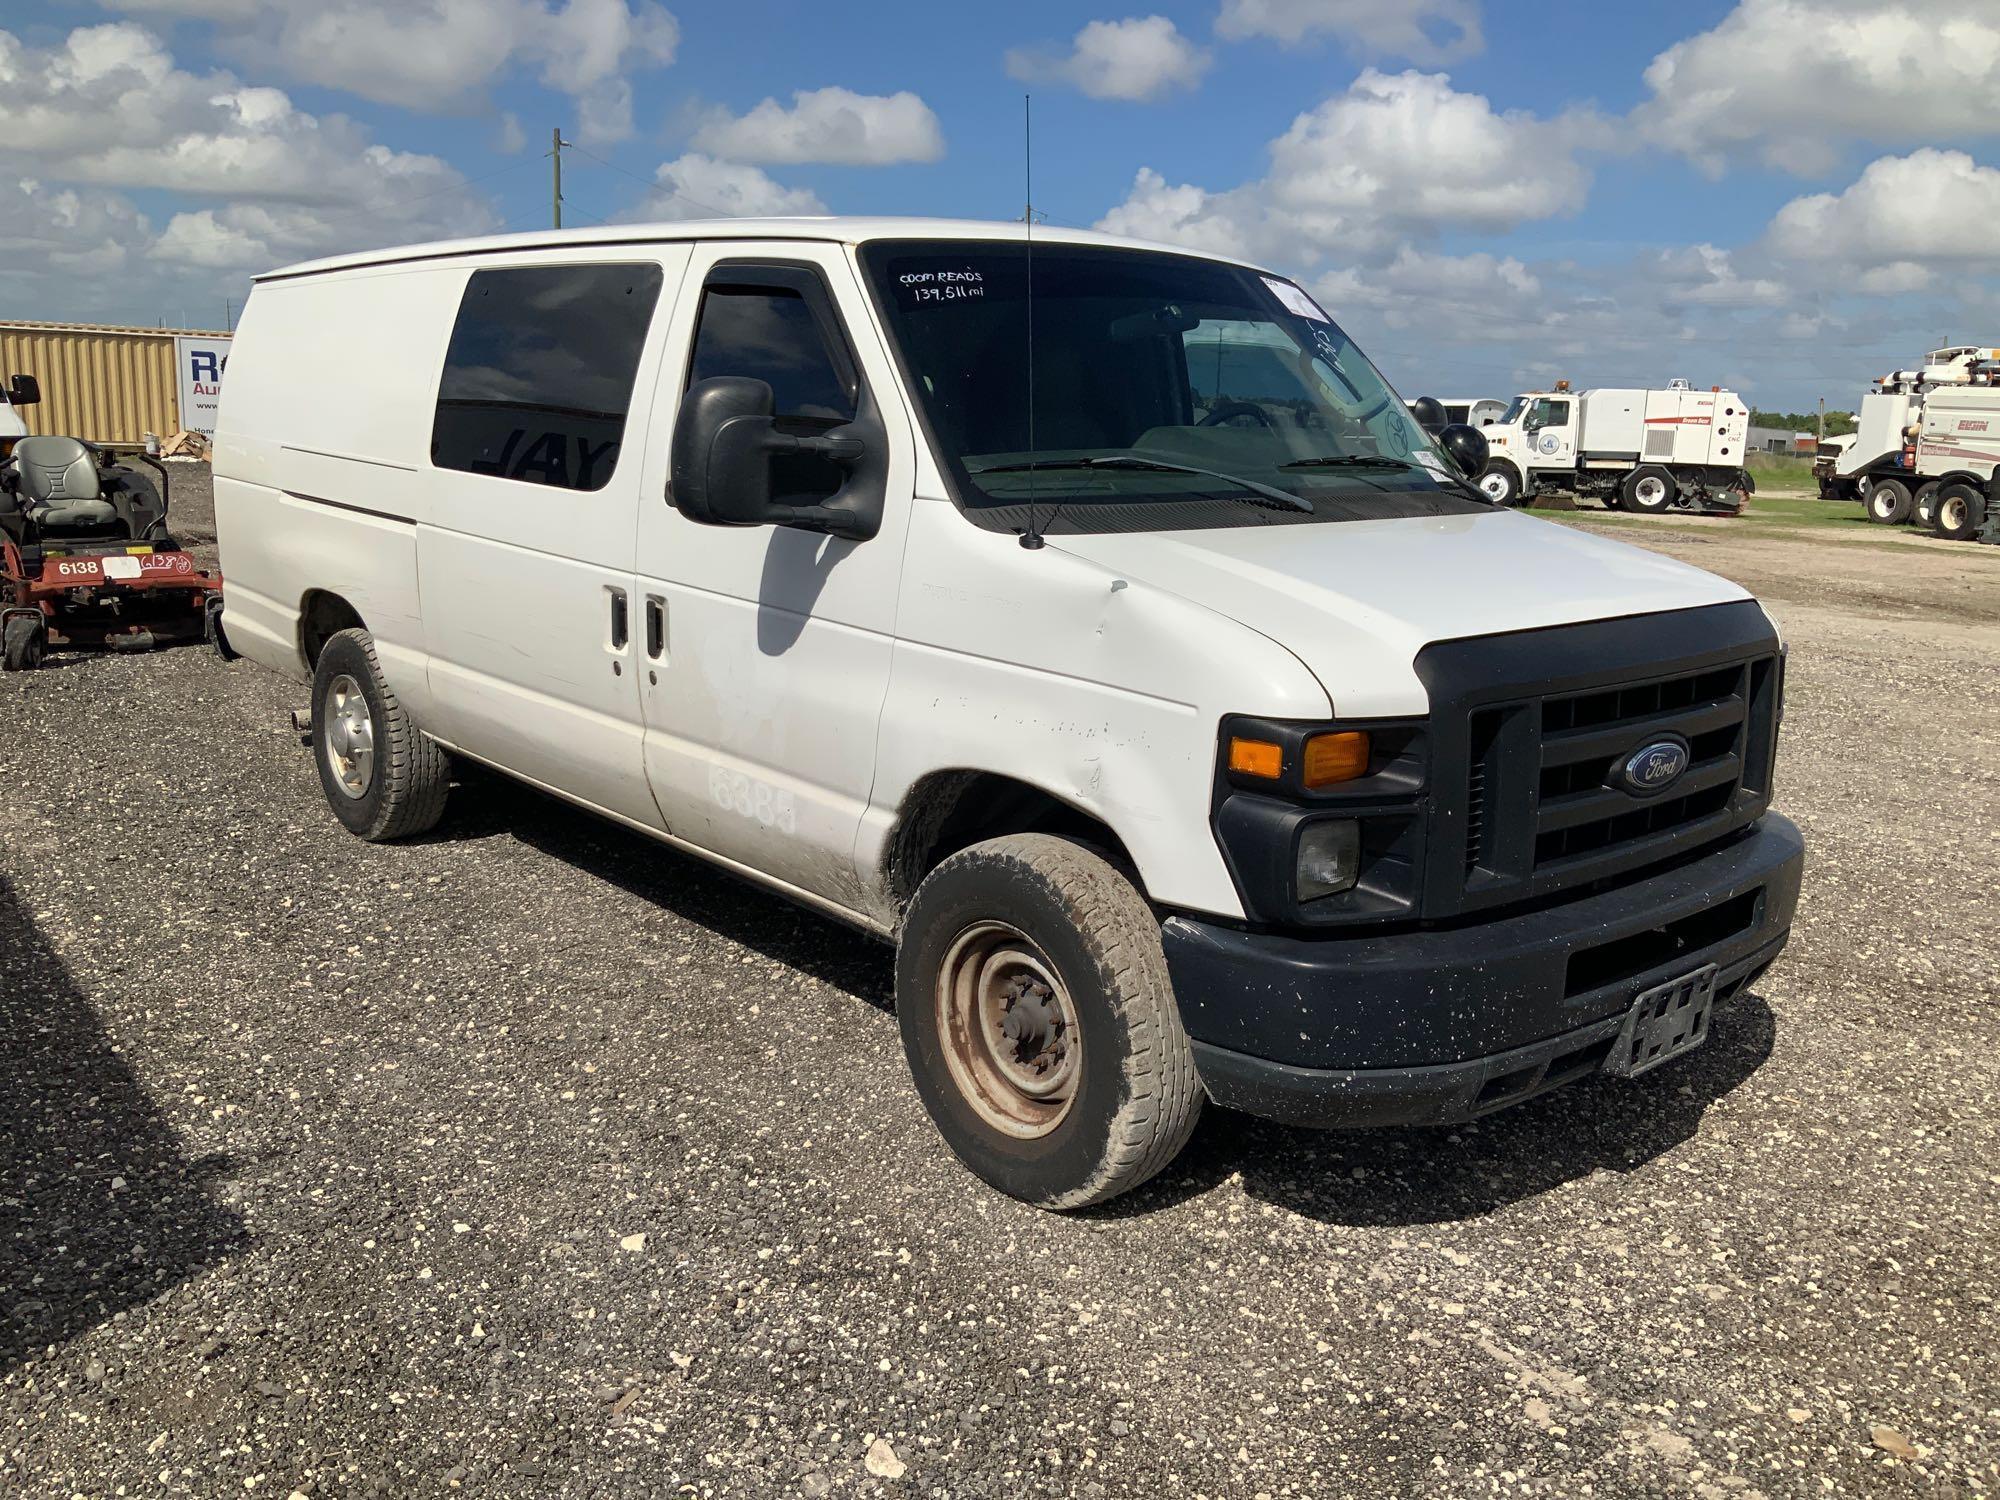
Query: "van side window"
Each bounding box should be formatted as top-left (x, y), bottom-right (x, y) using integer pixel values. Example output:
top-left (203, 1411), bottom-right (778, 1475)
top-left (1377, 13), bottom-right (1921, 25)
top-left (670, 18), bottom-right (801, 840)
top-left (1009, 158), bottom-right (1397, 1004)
top-left (687, 286), bottom-right (857, 425)
top-left (432, 263), bottom-right (664, 492)
top-left (687, 282), bottom-right (858, 503)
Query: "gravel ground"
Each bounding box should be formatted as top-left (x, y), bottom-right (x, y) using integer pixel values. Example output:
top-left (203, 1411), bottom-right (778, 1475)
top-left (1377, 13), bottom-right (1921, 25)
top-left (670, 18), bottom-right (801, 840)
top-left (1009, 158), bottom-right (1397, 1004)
top-left (3, 469), bottom-right (1996, 1498)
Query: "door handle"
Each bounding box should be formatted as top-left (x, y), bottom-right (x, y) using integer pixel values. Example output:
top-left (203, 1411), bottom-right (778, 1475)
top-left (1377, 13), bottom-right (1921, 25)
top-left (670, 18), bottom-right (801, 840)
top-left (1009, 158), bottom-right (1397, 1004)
top-left (609, 588), bottom-right (629, 650)
top-left (645, 596), bottom-right (666, 660)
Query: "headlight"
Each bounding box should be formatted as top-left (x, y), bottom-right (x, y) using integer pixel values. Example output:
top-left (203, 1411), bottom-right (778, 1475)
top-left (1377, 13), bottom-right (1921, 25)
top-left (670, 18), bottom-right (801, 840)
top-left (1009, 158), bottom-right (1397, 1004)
top-left (1296, 819), bottom-right (1360, 901)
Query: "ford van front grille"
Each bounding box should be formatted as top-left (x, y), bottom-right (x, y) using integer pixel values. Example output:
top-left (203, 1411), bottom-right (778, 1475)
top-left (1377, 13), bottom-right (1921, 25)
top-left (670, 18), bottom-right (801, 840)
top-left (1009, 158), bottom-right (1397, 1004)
top-left (1414, 602), bottom-right (1783, 920)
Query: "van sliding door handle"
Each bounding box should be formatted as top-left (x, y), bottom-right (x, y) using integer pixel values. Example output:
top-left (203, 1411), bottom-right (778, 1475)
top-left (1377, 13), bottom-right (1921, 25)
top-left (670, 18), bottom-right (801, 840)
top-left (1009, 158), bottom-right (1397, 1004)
top-left (645, 596), bottom-right (666, 659)
top-left (608, 588), bottom-right (629, 650)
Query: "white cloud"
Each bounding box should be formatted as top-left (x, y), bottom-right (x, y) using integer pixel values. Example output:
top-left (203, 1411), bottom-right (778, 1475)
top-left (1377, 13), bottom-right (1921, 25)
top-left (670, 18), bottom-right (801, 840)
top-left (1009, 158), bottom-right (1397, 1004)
top-left (0, 23), bottom-right (498, 286)
top-left (1653, 244), bottom-right (1786, 309)
top-left (100, 0), bottom-right (680, 143)
top-left (1216, 0), bottom-right (1482, 63)
top-left (1097, 70), bottom-right (1592, 265)
top-left (690, 87), bottom-right (944, 166)
top-left (1005, 16), bottom-right (1210, 102)
top-left (626, 154), bottom-right (827, 221)
top-left (1639, 0), bottom-right (2000, 175)
top-left (1765, 149), bottom-right (2000, 289)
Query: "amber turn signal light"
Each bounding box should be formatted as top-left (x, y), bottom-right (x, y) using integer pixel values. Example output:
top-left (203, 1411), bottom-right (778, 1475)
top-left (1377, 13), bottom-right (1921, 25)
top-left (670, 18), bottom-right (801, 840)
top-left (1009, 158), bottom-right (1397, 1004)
top-left (1227, 736), bottom-right (1284, 779)
top-left (1303, 731), bottom-right (1370, 787)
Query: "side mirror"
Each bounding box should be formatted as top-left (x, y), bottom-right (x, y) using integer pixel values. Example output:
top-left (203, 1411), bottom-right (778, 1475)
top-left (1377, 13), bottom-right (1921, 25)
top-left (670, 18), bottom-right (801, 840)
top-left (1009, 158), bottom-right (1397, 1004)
top-left (6, 373), bottom-right (40, 407)
top-left (1437, 423), bottom-right (1489, 479)
top-left (1409, 395), bottom-right (1446, 434)
top-left (669, 376), bottom-right (883, 541)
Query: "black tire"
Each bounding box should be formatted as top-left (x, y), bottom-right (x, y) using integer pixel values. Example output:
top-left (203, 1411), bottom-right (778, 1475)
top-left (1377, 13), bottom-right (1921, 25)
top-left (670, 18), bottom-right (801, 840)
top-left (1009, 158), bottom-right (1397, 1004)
top-left (1620, 466), bottom-right (1677, 513)
top-left (204, 597), bottom-right (237, 661)
top-left (1911, 480), bottom-right (1940, 530)
top-left (1935, 482), bottom-right (1986, 542)
top-left (1, 615), bottom-right (44, 672)
top-left (896, 833), bottom-right (1202, 1210)
top-left (1865, 478), bottom-right (1911, 524)
top-left (1474, 461), bottom-right (1520, 506)
top-left (310, 627), bottom-right (449, 840)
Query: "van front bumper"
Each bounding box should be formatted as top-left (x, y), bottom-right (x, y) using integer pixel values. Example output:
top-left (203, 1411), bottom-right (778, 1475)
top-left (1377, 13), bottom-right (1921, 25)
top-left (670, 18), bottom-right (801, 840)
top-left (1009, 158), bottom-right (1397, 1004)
top-left (1162, 813), bottom-right (1804, 1128)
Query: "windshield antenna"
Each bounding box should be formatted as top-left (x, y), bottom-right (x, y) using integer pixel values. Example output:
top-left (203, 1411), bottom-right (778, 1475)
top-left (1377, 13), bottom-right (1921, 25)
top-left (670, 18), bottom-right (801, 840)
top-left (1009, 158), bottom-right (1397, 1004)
top-left (1019, 93), bottom-right (1047, 550)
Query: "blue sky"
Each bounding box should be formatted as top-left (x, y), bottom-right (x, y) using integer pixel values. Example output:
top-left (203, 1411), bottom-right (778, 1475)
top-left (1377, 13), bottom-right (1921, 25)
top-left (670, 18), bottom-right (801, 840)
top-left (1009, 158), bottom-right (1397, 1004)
top-left (4, 1), bottom-right (1998, 412)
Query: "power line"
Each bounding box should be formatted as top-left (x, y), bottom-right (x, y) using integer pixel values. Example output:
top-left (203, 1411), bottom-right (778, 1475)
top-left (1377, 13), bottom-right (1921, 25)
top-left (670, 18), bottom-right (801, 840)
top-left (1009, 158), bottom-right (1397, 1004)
top-left (562, 141), bottom-right (733, 219)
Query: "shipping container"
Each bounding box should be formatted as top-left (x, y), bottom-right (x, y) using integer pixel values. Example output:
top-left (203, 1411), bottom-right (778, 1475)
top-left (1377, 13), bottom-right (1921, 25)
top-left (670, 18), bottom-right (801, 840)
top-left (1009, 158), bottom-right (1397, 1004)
top-left (0, 320), bottom-right (229, 445)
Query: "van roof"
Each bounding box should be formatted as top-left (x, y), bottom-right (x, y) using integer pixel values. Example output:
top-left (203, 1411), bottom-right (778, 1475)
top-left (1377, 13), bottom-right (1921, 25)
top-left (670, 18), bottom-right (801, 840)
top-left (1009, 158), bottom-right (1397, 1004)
top-left (256, 216), bottom-right (1276, 284)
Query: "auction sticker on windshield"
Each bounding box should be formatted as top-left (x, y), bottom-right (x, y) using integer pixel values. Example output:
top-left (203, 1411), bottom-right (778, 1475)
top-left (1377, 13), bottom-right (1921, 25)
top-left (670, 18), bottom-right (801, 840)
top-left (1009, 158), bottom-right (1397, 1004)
top-left (1263, 277), bottom-right (1330, 323)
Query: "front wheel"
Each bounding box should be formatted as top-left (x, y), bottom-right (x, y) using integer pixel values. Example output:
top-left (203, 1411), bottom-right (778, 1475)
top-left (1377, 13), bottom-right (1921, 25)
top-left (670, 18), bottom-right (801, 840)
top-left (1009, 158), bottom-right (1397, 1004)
top-left (1, 615), bottom-right (44, 672)
top-left (1866, 478), bottom-right (1912, 524)
top-left (1935, 482), bottom-right (1986, 542)
top-left (1475, 461), bottom-right (1520, 506)
top-left (310, 627), bottom-right (450, 840)
top-left (896, 834), bottom-right (1203, 1210)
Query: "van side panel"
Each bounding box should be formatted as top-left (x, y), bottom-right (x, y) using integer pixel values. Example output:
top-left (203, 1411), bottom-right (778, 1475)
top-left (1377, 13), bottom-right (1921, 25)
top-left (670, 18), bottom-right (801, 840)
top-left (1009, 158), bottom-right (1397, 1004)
top-left (213, 267), bottom-right (462, 709)
top-left (856, 501), bottom-right (1334, 925)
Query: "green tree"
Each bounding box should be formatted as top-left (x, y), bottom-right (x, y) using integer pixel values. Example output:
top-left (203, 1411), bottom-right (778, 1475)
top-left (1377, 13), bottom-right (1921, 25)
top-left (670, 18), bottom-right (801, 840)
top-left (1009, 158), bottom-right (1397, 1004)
top-left (1750, 408), bottom-right (1856, 436)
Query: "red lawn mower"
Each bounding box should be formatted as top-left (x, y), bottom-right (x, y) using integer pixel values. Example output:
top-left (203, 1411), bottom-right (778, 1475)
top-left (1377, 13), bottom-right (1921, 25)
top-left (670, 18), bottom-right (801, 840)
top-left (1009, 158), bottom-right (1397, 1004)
top-left (0, 427), bottom-right (224, 671)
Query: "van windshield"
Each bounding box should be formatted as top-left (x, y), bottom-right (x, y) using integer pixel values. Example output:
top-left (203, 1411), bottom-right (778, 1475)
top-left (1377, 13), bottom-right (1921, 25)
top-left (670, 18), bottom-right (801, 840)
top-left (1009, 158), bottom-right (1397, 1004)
top-left (858, 240), bottom-right (1485, 534)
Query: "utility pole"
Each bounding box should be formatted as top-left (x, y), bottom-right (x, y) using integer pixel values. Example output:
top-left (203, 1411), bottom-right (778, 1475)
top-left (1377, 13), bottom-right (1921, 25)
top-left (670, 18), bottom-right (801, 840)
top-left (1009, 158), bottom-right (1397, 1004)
top-left (1817, 397), bottom-right (1824, 444)
top-left (549, 127), bottom-right (571, 229)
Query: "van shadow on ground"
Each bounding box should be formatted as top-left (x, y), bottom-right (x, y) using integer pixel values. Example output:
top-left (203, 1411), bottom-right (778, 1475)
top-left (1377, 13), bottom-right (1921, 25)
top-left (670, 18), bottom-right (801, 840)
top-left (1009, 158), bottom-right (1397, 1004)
top-left (0, 874), bottom-right (244, 1372)
top-left (429, 775), bottom-right (1777, 1229)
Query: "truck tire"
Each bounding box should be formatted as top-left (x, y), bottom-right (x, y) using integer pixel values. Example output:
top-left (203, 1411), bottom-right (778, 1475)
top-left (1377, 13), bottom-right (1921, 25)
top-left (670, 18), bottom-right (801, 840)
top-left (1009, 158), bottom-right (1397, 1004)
top-left (896, 833), bottom-right (1203, 1211)
top-left (1865, 478), bottom-right (1911, 524)
top-left (1911, 480), bottom-right (1940, 530)
top-left (1934, 482), bottom-right (1986, 542)
top-left (1474, 461), bottom-right (1521, 506)
top-left (310, 627), bottom-right (450, 841)
top-left (2, 614), bottom-right (44, 672)
top-left (1620, 466), bottom-right (1677, 514)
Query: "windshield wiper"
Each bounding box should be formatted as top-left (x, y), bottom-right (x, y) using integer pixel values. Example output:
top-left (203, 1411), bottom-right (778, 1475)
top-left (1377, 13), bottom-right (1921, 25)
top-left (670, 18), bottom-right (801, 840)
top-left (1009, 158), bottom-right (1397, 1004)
top-left (1282, 452), bottom-right (1489, 502)
top-left (1279, 454), bottom-right (1425, 470)
top-left (970, 455), bottom-right (1312, 513)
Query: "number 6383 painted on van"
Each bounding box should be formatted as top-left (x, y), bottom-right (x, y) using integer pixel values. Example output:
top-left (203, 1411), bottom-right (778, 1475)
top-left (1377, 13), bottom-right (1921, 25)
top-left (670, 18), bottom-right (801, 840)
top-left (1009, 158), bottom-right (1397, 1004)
top-left (214, 217), bottom-right (1803, 1209)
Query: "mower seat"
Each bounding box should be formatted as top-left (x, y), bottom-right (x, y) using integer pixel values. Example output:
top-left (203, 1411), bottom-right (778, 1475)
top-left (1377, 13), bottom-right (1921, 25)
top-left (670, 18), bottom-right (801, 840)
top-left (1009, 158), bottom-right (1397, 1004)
top-left (13, 436), bottom-right (117, 532)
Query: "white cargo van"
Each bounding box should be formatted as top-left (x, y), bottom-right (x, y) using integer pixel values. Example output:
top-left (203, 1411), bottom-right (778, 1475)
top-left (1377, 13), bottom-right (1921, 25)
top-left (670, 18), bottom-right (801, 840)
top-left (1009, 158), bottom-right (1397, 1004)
top-left (214, 219), bottom-right (1804, 1209)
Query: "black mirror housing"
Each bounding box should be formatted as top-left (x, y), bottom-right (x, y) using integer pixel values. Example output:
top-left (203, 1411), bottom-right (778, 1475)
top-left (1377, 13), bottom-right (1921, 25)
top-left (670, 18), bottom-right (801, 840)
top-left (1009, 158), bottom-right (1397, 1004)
top-left (1437, 423), bottom-right (1490, 479)
top-left (1409, 395), bottom-right (1446, 433)
top-left (6, 373), bottom-right (41, 407)
top-left (669, 375), bottom-right (885, 541)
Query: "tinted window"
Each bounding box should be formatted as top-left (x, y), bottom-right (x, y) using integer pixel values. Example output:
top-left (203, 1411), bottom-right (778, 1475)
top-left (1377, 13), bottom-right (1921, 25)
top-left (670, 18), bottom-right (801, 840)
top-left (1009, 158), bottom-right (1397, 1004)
top-left (432, 262), bottom-right (663, 492)
top-left (687, 287), bottom-right (855, 424)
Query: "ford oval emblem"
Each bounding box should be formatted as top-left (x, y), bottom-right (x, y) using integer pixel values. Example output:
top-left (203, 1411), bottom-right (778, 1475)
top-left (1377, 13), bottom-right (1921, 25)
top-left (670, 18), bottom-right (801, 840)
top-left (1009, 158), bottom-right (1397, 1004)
top-left (1614, 735), bottom-right (1691, 797)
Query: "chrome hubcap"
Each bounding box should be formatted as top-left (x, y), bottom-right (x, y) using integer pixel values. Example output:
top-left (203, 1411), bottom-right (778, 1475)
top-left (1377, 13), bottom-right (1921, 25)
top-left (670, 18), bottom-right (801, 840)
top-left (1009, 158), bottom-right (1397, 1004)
top-left (1478, 472), bottom-right (1509, 501)
top-left (935, 921), bottom-right (1082, 1138)
top-left (322, 673), bottom-right (375, 799)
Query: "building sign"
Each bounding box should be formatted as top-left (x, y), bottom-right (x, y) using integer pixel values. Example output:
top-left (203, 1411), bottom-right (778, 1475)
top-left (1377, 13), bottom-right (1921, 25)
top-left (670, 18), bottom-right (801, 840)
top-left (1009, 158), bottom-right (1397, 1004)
top-left (173, 333), bottom-right (231, 436)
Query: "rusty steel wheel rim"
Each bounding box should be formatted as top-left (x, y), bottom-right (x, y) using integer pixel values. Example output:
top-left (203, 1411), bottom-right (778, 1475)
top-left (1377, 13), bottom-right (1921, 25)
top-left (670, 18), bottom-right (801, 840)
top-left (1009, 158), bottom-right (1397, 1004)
top-left (935, 921), bottom-right (1082, 1139)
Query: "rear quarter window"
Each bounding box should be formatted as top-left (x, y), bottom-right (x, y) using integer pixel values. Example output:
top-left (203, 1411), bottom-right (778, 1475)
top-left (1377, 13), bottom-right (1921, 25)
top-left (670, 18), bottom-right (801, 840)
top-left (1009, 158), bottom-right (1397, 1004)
top-left (431, 262), bottom-right (664, 492)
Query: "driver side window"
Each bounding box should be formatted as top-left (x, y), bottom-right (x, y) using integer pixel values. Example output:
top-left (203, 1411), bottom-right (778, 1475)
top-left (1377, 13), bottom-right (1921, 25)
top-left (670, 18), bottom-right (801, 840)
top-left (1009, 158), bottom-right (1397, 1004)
top-left (685, 274), bottom-right (859, 504)
top-left (1527, 398), bottom-right (1570, 429)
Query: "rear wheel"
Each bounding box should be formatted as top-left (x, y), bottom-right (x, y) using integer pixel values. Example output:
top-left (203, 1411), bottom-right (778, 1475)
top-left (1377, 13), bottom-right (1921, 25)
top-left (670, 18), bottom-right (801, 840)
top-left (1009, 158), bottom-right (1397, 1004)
top-left (1935, 482), bottom-right (1986, 542)
top-left (1620, 466), bottom-right (1677, 513)
top-left (1, 615), bottom-right (44, 672)
top-left (310, 627), bottom-right (450, 840)
top-left (1866, 478), bottom-right (1911, 524)
top-left (1475, 461), bottom-right (1520, 506)
top-left (1912, 480), bottom-right (1940, 529)
top-left (896, 833), bottom-right (1202, 1210)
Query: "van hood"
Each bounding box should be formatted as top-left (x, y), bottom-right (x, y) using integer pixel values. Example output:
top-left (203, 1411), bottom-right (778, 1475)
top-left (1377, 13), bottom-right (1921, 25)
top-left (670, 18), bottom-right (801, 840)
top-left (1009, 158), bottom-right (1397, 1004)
top-left (1050, 509), bottom-right (1751, 717)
